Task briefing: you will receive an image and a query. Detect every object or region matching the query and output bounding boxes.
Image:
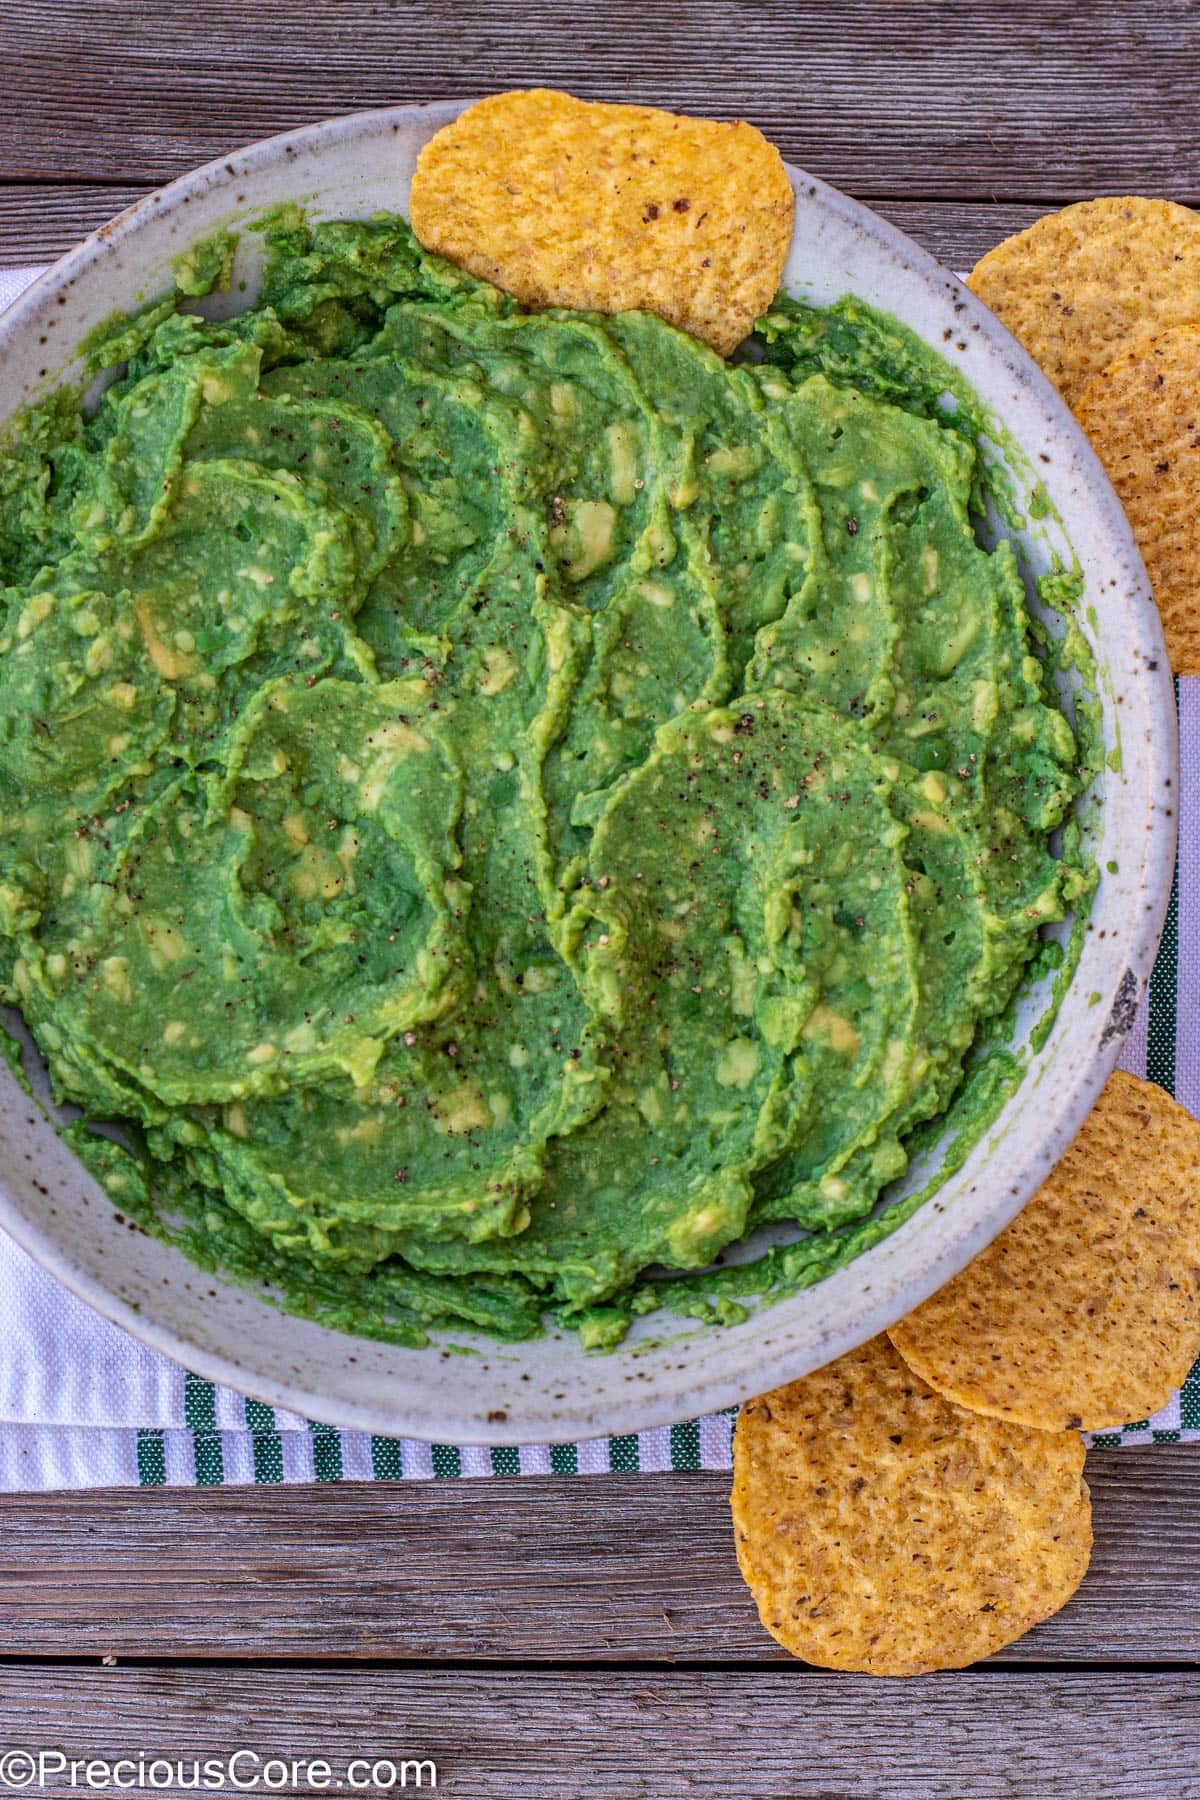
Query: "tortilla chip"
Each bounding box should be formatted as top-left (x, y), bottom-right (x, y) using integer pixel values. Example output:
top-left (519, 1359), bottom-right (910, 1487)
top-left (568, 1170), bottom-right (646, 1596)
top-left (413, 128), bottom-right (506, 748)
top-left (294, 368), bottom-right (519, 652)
top-left (967, 197), bottom-right (1200, 405)
top-left (732, 1336), bottom-right (1091, 1676)
top-left (1074, 326), bottom-right (1200, 673)
top-left (409, 88), bottom-right (794, 356)
top-left (890, 1072), bottom-right (1200, 1430)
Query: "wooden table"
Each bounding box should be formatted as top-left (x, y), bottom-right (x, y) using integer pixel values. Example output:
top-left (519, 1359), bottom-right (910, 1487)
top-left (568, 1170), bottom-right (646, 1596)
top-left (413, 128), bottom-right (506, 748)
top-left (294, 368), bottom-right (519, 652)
top-left (3, 5), bottom-right (1199, 1794)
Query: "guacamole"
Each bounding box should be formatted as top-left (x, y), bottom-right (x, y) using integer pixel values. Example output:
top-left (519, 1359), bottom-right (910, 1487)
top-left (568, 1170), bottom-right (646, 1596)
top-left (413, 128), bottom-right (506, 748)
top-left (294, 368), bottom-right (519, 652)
top-left (0, 214), bottom-right (1088, 1347)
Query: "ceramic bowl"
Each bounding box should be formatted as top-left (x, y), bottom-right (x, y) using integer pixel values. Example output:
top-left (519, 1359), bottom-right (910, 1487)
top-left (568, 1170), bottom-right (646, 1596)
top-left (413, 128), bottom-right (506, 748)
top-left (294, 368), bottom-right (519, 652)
top-left (0, 102), bottom-right (1177, 1441)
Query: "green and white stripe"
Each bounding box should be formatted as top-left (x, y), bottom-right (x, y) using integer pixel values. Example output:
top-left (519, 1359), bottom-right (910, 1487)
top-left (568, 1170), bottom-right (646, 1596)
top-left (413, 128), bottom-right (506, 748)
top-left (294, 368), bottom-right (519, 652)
top-left (112, 1413), bottom-right (742, 1491)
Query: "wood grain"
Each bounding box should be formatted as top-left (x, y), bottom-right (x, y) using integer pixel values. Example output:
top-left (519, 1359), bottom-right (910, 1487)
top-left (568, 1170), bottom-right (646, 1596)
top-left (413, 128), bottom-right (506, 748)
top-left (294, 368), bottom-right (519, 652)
top-left (0, 187), bottom-right (1050, 271)
top-left (3, 1665), bottom-right (1198, 1798)
top-left (3, 0), bottom-right (1199, 200)
top-left (1, 1454), bottom-right (1197, 1662)
top-left (0, 185), bottom-right (148, 264)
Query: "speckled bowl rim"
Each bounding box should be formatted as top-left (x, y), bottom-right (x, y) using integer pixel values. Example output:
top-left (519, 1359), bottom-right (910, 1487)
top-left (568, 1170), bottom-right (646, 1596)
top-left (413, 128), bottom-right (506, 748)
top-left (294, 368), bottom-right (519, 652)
top-left (0, 101), bottom-right (1178, 1444)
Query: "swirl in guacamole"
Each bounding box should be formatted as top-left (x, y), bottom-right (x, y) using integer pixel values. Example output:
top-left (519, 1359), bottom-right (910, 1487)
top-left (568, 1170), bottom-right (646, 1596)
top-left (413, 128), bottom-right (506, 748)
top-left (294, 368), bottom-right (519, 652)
top-left (0, 214), bottom-right (1089, 1348)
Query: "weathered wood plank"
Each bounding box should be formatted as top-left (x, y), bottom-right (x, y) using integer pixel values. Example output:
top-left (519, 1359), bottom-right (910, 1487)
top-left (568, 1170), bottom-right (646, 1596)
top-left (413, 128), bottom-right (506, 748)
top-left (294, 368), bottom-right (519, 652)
top-left (1, 1454), bottom-right (1197, 1662)
top-left (3, 1665), bottom-right (1198, 1798)
top-left (0, 185), bottom-right (147, 265)
top-left (2, 0), bottom-right (1199, 199)
top-left (0, 187), bottom-right (1048, 272)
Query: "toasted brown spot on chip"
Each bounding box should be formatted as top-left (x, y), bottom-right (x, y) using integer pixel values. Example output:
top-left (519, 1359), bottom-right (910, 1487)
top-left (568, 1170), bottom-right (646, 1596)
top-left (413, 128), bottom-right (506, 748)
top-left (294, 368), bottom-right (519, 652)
top-left (967, 197), bottom-right (1200, 406)
top-left (890, 1071), bottom-right (1200, 1430)
top-left (1074, 326), bottom-right (1200, 673)
top-left (732, 1336), bottom-right (1091, 1675)
top-left (410, 88), bottom-right (794, 356)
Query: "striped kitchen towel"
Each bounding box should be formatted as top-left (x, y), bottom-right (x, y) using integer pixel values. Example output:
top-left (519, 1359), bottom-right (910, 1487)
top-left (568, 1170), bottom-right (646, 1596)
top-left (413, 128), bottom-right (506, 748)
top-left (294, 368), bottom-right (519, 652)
top-left (0, 262), bottom-right (1196, 1490)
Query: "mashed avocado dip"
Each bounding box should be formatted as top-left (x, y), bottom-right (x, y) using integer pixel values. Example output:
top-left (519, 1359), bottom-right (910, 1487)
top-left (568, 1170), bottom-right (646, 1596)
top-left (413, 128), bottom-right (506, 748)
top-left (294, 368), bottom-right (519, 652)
top-left (0, 214), bottom-right (1089, 1348)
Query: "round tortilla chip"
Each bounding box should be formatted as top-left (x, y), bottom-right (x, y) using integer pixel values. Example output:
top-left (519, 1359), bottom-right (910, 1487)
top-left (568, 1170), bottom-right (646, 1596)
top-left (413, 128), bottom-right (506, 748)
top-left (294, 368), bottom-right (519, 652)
top-left (967, 197), bottom-right (1200, 406)
top-left (732, 1336), bottom-right (1091, 1676)
top-left (890, 1072), bottom-right (1200, 1430)
top-left (1074, 326), bottom-right (1200, 674)
top-left (409, 88), bottom-right (794, 356)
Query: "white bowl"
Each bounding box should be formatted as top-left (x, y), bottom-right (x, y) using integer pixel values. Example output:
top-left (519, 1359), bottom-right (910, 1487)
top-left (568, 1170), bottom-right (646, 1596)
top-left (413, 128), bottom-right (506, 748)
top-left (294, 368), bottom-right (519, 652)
top-left (0, 103), bottom-right (1177, 1442)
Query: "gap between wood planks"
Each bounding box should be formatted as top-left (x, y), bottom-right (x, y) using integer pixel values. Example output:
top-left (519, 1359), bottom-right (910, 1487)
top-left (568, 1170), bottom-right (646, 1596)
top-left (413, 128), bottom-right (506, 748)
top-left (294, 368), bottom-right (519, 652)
top-left (1, 1654), bottom-right (1199, 1671)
